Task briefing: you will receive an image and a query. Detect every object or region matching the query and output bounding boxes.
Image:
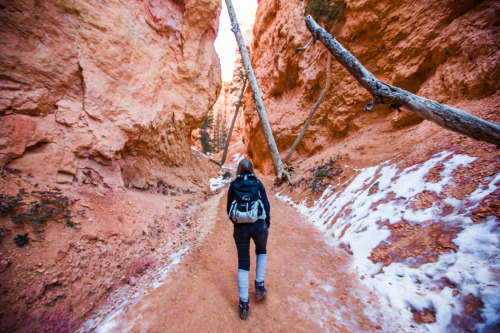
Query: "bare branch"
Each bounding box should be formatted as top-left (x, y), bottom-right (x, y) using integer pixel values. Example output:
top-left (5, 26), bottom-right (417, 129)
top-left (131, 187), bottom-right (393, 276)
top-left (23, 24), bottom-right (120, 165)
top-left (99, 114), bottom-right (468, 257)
top-left (293, 36), bottom-right (314, 56)
top-left (364, 100), bottom-right (375, 111)
top-left (285, 53), bottom-right (332, 165)
top-left (293, 28), bottom-right (321, 56)
top-left (218, 78), bottom-right (247, 166)
top-left (303, 15), bottom-right (500, 145)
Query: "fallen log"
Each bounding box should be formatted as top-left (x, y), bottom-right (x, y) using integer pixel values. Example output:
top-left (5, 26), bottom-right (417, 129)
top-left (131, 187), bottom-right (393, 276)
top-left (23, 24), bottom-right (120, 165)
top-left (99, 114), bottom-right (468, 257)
top-left (301, 15), bottom-right (500, 145)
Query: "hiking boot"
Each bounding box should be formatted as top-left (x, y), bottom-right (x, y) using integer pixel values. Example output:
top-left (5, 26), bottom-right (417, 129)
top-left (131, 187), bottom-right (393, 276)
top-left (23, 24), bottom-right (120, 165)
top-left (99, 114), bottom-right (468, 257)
top-left (239, 299), bottom-right (249, 320)
top-left (255, 281), bottom-right (267, 300)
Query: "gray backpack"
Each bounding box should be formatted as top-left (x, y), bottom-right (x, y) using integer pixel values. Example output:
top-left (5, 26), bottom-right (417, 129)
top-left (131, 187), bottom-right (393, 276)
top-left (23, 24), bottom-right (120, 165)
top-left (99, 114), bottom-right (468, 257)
top-left (228, 174), bottom-right (266, 223)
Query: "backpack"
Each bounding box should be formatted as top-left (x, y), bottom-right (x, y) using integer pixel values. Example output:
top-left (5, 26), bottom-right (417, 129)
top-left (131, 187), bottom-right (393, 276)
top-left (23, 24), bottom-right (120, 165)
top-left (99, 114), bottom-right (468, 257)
top-left (228, 174), bottom-right (266, 223)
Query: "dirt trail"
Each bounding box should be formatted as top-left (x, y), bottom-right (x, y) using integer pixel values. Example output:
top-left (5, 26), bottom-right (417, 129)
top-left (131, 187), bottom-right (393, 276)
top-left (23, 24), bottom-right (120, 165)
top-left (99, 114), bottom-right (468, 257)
top-left (99, 177), bottom-right (393, 332)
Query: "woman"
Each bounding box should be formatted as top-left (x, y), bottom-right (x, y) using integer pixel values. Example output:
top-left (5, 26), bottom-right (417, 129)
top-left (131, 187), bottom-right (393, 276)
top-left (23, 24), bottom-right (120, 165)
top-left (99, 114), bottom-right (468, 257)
top-left (227, 158), bottom-right (271, 320)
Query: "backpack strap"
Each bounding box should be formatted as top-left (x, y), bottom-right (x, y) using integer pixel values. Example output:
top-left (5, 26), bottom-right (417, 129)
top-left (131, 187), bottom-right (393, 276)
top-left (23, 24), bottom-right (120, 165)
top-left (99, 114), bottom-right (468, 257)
top-left (226, 199), bottom-right (237, 228)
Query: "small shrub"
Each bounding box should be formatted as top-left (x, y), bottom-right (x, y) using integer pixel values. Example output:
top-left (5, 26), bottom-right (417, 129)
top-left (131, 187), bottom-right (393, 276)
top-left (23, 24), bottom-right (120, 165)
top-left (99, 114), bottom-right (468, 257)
top-left (0, 191), bottom-right (26, 214)
top-left (157, 179), bottom-right (175, 195)
top-left (304, 0), bottom-right (346, 26)
top-left (2, 187), bottom-right (83, 227)
top-left (222, 171), bottom-right (231, 180)
top-left (293, 158), bottom-right (344, 193)
top-left (13, 233), bottom-right (31, 247)
top-left (0, 167), bottom-right (21, 178)
top-left (19, 189), bottom-right (79, 227)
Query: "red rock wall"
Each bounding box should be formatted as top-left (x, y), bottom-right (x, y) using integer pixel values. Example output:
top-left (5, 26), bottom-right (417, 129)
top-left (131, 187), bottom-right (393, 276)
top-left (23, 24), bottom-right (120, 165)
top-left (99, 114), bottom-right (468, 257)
top-left (246, 0), bottom-right (499, 172)
top-left (0, 0), bottom-right (222, 188)
top-left (214, 81), bottom-right (246, 145)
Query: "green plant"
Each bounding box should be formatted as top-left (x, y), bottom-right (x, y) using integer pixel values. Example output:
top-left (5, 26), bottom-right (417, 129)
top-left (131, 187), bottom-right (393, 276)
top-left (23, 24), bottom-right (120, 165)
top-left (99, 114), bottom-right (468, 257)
top-left (222, 171), bottom-right (231, 180)
top-left (0, 191), bottom-right (26, 214)
top-left (3, 187), bottom-right (83, 227)
top-left (229, 46), bottom-right (251, 94)
top-left (25, 189), bottom-right (78, 227)
top-left (304, 0), bottom-right (346, 27)
top-left (13, 233), bottom-right (31, 247)
top-left (212, 112), bottom-right (227, 153)
top-left (293, 158), bottom-right (344, 193)
top-left (200, 108), bottom-right (214, 154)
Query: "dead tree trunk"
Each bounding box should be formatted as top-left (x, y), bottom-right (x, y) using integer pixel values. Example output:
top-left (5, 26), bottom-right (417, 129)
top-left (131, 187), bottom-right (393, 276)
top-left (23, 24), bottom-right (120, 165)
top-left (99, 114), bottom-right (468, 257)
top-left (285, 53), bottom-right (331, 165)
top-left (225, 0), bottom-right (290, 184)
top-left (219, 78), bottom-right (247, 166)
top-left (302, 15), bottom-right (500, 145)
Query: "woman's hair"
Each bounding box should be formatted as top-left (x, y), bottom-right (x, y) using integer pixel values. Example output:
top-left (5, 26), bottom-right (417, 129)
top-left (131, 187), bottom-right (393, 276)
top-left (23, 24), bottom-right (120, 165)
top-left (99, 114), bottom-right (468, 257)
top-left (236, 158), bottom-right (255, 176)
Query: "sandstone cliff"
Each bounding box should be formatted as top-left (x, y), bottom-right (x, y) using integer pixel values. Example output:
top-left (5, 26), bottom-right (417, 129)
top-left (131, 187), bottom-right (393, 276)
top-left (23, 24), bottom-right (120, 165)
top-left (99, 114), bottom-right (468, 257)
top-left (0, 0), bottom-right (222, 330)
top-left (0, 0), bottom-right (222, 190)
top-left (246, 0), bottom-right (499, 172)
top-left (245, 1), bottom-right (499, 330)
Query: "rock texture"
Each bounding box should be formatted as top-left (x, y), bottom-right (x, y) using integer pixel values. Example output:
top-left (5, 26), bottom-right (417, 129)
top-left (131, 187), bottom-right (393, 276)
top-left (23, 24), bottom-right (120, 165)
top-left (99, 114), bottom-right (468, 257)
top-left (0, 0), bottom-right (223, 330)
top-left (0, 165), bottom-right (217, 332)
top-left (246, 1), bottom-right (499, 330)
top-left (212, 81), bottom-right (246, 145)
top-left (246, 0), bottom-right (499, 172)
top-left (0, 0), bottom-right (222, 189)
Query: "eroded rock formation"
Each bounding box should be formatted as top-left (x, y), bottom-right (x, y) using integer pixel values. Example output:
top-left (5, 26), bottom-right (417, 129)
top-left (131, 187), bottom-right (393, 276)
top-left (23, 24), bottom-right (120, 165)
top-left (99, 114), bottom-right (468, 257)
top-left (245, 0), bottom-right (499, 171)
top-left (0, 0), bottom-right (223, 330)
top-left (0, 0), bottom-right (222, 189)
top-left (246, 1), bottom-right (499, 330)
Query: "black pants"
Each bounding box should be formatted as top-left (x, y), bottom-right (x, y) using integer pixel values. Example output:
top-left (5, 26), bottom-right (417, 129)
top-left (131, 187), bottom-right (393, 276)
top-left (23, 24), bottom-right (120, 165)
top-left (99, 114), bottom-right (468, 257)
top-left (233, 220), bottom-right (269, 271)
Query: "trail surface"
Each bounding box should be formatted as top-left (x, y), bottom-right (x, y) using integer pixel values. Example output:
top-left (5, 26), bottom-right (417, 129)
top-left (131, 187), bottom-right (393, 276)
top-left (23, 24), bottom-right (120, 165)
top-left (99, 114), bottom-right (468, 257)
top-left (100, 177), bottom-right (393, 332)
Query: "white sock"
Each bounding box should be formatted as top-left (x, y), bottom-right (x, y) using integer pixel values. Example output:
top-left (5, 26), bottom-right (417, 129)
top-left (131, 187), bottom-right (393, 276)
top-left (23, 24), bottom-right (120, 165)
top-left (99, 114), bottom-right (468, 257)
top-left (237, 269), bottom-right (249, 302)
top-left (256, 254), bottom-right (267, 283)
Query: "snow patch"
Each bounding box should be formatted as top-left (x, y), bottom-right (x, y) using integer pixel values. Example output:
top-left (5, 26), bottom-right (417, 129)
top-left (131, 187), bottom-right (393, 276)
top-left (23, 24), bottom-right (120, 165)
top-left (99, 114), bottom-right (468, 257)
top-left (209, 153), bottom-right (246, 192)
top-left (276, 151), bottom-right (500, 332)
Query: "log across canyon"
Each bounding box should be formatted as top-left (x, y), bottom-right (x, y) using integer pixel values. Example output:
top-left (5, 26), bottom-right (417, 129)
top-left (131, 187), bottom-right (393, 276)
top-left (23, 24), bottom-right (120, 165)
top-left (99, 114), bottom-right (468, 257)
top-left (300, 15), bottom-right (500, 146)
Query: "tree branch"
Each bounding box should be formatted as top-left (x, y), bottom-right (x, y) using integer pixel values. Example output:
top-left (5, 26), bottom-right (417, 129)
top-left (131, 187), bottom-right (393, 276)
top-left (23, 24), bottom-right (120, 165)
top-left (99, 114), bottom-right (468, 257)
top-left (218, 78), bottom-right (247, 166)
top-left (293, 36), bottom-right (313, 56)
top-left (285, 53), bottom-right (332, 165)
top-left (303, 15), bottom-right (500, 145)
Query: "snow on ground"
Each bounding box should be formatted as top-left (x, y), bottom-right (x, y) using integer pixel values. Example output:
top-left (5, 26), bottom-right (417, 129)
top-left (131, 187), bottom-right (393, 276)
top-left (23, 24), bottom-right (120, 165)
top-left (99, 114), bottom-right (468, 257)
top-left (276, 151), bottom-right (500, 332)
top-left (190, 146), bottom-right (211, 160)
top-left (83, 246), bottom-right (190, 333)
top-left (209, 153), bottom-right (246, 191)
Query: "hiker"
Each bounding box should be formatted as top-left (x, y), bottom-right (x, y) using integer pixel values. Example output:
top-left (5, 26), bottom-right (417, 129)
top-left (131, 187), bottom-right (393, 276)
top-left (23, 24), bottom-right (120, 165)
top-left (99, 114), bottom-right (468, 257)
top-left (227, 158), bottom-right (271, 320)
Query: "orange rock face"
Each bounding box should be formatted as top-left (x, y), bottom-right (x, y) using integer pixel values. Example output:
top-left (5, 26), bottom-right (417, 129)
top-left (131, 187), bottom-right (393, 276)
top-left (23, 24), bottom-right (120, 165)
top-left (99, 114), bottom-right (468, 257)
top-left (0, 0), bottom-right (222, 189)
top-left (249, 2), bottom-right (499, 330)
top-left (246, 0), bottom-right (499, 172)
top-left (214, 81), bottom-right (247, 144)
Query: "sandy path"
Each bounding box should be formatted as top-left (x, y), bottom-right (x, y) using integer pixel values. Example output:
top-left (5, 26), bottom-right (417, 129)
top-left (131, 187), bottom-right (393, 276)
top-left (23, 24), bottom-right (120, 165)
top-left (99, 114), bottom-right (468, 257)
top-left (103, 180), bottom-right (391, 332)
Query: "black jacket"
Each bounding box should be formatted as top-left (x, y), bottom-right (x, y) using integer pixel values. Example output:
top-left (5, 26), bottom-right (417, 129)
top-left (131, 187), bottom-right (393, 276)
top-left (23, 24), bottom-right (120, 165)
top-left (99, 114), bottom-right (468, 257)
top-left (227, 173), bottom-right (271, 228)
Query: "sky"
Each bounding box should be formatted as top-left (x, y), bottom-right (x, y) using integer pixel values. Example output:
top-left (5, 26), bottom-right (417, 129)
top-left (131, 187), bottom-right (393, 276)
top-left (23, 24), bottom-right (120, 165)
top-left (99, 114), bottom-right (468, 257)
top-left (214, 0), bottom-right (258, 81)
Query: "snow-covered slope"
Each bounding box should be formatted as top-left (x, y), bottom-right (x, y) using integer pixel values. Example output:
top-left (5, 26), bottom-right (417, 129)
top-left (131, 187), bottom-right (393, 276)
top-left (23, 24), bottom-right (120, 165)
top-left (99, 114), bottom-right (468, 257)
top-left (277, 150), bottom-right (499, 332)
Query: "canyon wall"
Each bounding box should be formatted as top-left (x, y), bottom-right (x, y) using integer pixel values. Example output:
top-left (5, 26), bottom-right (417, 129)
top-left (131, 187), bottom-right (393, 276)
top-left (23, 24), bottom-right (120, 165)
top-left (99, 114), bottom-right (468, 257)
top-left (0, 0), bottom-right (222, 330)
top-left (0, 0), bottom-right (222, 190)
top-left (246, 0), bottom-right (499, 172)
top-left (247, 1), bottom-right (499, 330)
top-left (213, 81), bottom-right (246, 147)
